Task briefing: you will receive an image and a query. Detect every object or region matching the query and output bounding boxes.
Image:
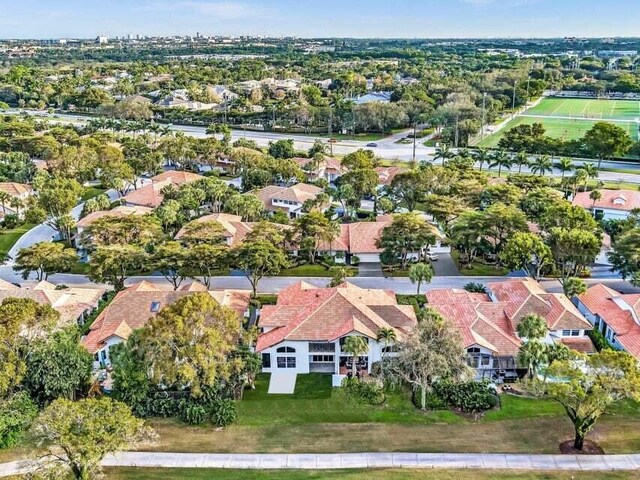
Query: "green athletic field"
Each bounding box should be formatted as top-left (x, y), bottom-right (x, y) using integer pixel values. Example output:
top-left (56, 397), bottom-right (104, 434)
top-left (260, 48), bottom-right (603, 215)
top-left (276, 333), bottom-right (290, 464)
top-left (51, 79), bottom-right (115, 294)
top-left (478, 97), bottom-right (640, 148)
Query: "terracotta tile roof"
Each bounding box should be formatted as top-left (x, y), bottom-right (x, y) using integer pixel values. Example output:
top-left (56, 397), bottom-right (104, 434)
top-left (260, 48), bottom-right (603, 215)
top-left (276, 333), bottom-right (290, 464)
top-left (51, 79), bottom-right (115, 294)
top-left (249, 183), bottom-right (325, 212)
top-left (561, 337), bottom-right (596, 354)
top-left (0, 281), bottom-right (106, 328)
top-left (572, 189), bottom-right (640, 212)
top-left (427, 279), bottom-right (593, 356)
top-left (578, 284), bottom-right (640, 358)
top-left (75, 205), bottom-right (153, 228)
top-left (0, 182), bottom-right (33, 197)
top-left (175, 213), bottom-right (254, 246)
top-left (374, 166), bottom-right (405, 186)
top-left (122, 171), bottom-right (204, 208)
top-left (81, 281), bottom-right (251, 354)
top-left (256, 281), bottom-right (417, 351)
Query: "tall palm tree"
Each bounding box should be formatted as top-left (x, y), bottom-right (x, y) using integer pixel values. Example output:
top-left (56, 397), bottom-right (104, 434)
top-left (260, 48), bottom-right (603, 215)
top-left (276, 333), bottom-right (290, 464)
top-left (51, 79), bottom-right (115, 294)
top-left (489, 150), bottom-right (512, 178)
top-left (376, 327), bottom-right (397, 381)
top-left (9, 197), bottom-right (23, 217)
top-left (343, 336), bottom-right (369, 378)
top-left (0, 191), bottom-right (10, 214)
top-left (557, 157), bottom-right (574, 181)
top-left (433, 144), bottom-right (453, 166)
top-left (472, 148), bottom-right (490, 172)
top-left (530, 154), bottom-right (553, 176)
top-left (589, 189), bottom-right (602, 209)
top-left (577, 163), bottom-right (598, 191)
top-left (510, 151), bottom-right (526, 174)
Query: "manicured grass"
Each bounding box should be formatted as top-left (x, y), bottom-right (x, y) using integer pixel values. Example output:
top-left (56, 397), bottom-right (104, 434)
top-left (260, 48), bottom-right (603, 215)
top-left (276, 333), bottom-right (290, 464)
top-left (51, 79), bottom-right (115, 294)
top-left (104, 468), bottom-right (640, 480)
top-left (81, 186), bottom-right (108, 202)
top-left (450, 251), bottom-right (509, 277)
top-left (0, 222), bottom-right (35, 257)
top-left (526, 97), bottom-right (640, 121)
top-left (279, 264), bottom-right (357, 277)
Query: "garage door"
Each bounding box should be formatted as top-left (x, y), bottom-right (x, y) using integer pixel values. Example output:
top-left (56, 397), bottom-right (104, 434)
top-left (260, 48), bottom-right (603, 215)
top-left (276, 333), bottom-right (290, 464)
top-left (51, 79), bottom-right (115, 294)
top-left (356, 253), bottom-right (380, 263)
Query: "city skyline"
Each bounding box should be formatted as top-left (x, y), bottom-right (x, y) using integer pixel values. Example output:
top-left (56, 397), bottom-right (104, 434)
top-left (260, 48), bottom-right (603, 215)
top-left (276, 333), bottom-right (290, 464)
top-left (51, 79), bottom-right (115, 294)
top-left (1, 0), bottom-right (640, 39)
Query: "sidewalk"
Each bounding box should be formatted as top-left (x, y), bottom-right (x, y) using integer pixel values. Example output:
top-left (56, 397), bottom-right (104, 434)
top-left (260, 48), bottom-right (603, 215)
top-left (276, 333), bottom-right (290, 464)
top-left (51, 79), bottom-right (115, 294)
top-left (2, 452), bottom-right (639, 477)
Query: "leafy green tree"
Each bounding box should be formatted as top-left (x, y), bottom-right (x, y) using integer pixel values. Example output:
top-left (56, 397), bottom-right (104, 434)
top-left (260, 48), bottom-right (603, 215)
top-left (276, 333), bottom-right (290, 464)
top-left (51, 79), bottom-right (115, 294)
top-left (232, 240), bottom-right (290, 297)
top-left (140, 293), bottom-right (250, 397)
top-left (0, 298), bottom-right (58, 398)
top-left (33, 397), bottom-right (153, 480)
top-left (423, 194), bottom-right (467, 228)
top-left (409, 262), bottom-right (434, 294)
top-left (13, 242), bottom-right (77, 281)
top-left (25, 327), bottom-right (92, 405)
top-left (80, 194), bottom-right (111, 218)
top-left (544, 350), bottom-right (640, 450)
top-left (151, 241), bottom-right (189, 290)
top-left (391, 308), bottom-right (470, 410)
top-left (88, 244), bottom-right (148, 291)
top-left (0, 391), bottom-right (38, 448)
top-left (377, 213), bottom-right (436, 270)
top-left (184, 243), bottom-right (229, 288)
top-left (80, 215), bottom-right (163, 248)
top-left (267, 139), bottom-right (295, 159)
top-left (500, 232), bottom-right (553, 280)
top-left (294, 211), bottom-right (339, 264)
top-left (388, 170), bottom-right (424, 212)
top-left (547, 227), bottom-right (600, 280)
top-left (583, 122), bottom-right (633, 169)
top-left (376, 327), bottom-right (397, 382)
top-left (34, 175), bottom-right (84, 243)
top-left (342, 336), bottom-right (369, 378)
top-left (608, 227), bottom-right (640, 280)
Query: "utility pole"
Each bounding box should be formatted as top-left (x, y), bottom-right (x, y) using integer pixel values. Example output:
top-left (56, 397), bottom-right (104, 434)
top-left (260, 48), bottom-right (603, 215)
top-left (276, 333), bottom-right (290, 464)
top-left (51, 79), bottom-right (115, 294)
top-left (454, 114), bottom-right (459, 148)
top-left (481, 92), bottom-right (487, 142)
top-left (412, 122), bottom-right (417, 162)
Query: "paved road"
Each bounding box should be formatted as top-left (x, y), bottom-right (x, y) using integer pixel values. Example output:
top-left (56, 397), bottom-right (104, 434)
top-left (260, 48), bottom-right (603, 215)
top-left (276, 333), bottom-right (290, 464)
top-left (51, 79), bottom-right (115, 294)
top-left (1, 451), bottom-right (638, 477)
top-left (11, 111), bottom-right (640, 177)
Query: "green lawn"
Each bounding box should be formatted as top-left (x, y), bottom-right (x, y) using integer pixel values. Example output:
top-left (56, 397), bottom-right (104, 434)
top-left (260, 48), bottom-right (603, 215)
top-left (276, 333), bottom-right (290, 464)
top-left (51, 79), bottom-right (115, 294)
top-left (0, 222), bottom-right (35, 257)
top-left (525, 97), bottom-right (640, 120)
top-left (104, 468), bottom-right (640, 480)
top-left (279, 264), bottom-right (357, 277)
top-left (81, 186), bottom-right (108, 202)
top-left (450, 251), bottom-right (509, 276)
top-left (478, 98), bottom-right (640, 148)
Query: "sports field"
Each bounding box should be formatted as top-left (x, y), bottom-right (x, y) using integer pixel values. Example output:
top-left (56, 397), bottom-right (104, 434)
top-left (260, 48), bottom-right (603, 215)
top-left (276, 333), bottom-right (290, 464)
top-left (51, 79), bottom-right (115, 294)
top-left (478, 97), bottom-right (640, 148)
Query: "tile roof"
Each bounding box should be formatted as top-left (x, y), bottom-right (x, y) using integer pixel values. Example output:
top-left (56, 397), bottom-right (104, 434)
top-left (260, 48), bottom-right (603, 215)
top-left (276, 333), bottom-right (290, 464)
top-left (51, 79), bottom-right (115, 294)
top-left (572, 189), bottom-right (640, 212)
top-left (578, 284), bottom-right (640, 358)
top-left (256, 281), bottom-right (417, 351)
top-left (374, 166), bottom-right (405, 186)
top-left (81, 281), bottom-right (251, 354)
top-left (0, 281), bottom-right (106, 328)
top-left (250, 183), bottom-right (324, 210)
top-left (426, 278), bottom-right (593, 356)
top-left (175, 213), bottom-right (254, 246)
top-left (0, 182), bottom-right (33, 197)
top-left (122, 171), bottom-right (204, 207)
top-left (75, 205), bottom-right (153, 228)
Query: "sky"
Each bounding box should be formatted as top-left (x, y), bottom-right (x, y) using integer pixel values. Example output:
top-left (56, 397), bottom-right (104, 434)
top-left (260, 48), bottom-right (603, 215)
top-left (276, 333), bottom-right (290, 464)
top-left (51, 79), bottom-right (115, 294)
top-left (0, 0), bottom-right (639, 39)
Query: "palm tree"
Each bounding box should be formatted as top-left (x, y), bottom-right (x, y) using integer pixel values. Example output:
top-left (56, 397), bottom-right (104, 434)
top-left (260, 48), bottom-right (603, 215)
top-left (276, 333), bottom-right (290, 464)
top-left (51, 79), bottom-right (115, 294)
top-left (530, 154), bottom-right (553, 177)
top-left (589, 189), bottom-right (602, 209)
top-left (571, 169), bottom-right (588, 196)
top-left (376, 327), bottom-right (397, 381)
top-left (577, 163), bottom-right (598, 191)
top-left (343, 336), bottom-right (369, 378)
top-left (409, 262), bottom-right (434, 295)
top-left (472, 148), bottom-right (490, 172)
top-left (557, 157), bottom-right (574, 181)
top-left (0, 191), bottom-right (10, 214)
top-left (489, 150), bottom-right (512, 178)
top-left (516, 314), bottom-right (548, 379)
top-left (514, 151), bottom-right (529, 174)
top-left (9, 197), bottom-right (23, 217)
top-left (433, 144), bottom-right (453, 166)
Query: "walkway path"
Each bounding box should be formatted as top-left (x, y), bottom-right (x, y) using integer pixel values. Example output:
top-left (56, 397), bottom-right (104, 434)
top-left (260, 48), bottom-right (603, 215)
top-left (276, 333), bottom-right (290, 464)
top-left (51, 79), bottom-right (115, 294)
top-left (2, 452), bottom-right (639, 477)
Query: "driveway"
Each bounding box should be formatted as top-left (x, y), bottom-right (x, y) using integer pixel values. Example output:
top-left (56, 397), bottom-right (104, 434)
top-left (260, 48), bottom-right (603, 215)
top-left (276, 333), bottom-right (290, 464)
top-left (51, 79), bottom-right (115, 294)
top-left (431, 253), bottom-right (460, 277)
top-left (357, 262), bottom-right (383, 277)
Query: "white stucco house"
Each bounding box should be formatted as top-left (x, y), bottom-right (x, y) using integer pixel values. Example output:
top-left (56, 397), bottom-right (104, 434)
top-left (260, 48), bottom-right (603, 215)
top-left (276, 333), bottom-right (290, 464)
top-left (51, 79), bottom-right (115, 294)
top-left (249, 183), bottom-right (328, 219)
top-left (572, 189), bottom-right (640, 221)
top-left (256, 281), bottom-right (417, 387)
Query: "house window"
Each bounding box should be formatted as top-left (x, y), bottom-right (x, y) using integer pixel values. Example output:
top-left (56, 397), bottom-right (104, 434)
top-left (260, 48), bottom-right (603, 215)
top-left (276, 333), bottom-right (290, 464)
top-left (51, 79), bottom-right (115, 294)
top-left (310, 355), bottom-right (334, 363)
top-left (571, 330), bottom-right (580, 337)
top-left (262, 353), bottom-right (271, 368)
top-left (562, 330), bottom-right (571, 336)
top-left (150, 301), bottom-right (161, 313)
top-left (309, 343), bottom-right (335, 353)
top-left (382, 345), bottom-right (399, 353)
top-left (481, 356), bottom-right (491, 366)
top-left (467, 347), bottom-right (481, 353)
top-left (276, 346), bottom-right (296, 353)
top-left (277, 357), bottom-right (296, 368)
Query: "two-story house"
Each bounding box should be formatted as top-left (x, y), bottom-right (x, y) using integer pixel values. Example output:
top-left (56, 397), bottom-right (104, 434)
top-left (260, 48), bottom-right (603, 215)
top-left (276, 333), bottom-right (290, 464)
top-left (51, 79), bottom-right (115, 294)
top-left (572, 189), bottom-right (640, 221)
top-left (250, 183), bottom-right (327, 219)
